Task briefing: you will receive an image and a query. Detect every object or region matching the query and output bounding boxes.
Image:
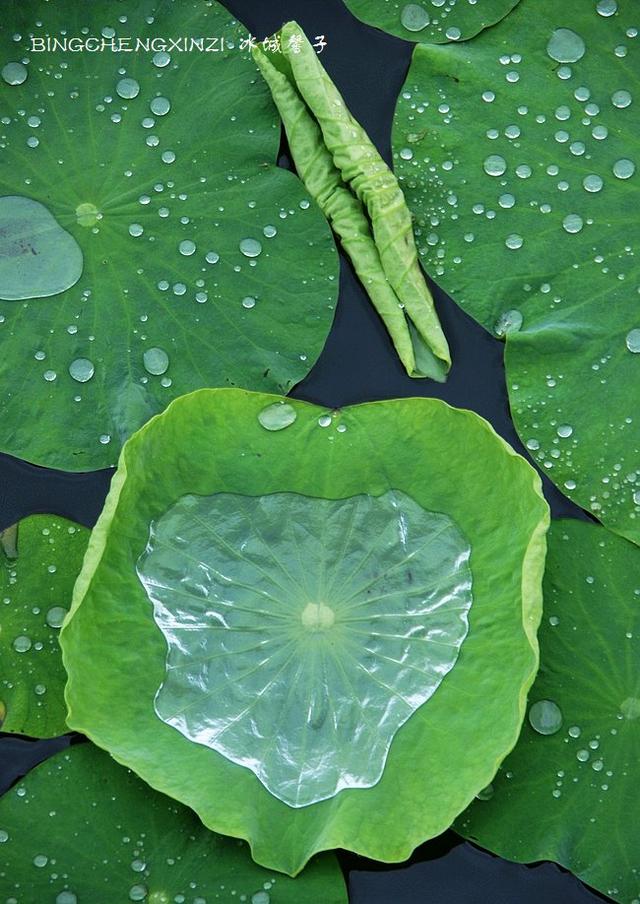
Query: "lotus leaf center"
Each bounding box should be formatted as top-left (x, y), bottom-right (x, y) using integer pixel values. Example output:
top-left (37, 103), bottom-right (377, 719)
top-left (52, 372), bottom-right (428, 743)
top-left (301, 601), bottom-right (335, 630)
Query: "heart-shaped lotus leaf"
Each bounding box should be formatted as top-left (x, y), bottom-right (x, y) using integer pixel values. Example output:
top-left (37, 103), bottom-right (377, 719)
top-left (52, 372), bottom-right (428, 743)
top-left (0, 0), bottom-right (338, 471)
top-left (60, 388), bottom-right (548, 875)
top-left (342, 0), bottom-right (520, 43)
top-left (137, 490), bottom-right (473, 807)
top-left (0, 515), bottom-right (89, 738)
top-left (458, 519), bottom-right (640, 904)
top-left (0, 742), bottom-right (347, 903)
top-left (393, 0), bottom-right (640, 545)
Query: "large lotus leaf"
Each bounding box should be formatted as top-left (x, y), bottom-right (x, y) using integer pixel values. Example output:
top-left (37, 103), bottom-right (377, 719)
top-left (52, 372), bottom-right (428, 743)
top-left (60, 387), bottom-right (548, 875)
top-left (393, 0), bottom-right (640, 545)
top-left (137, 490), bottom-right (473, 808)
top-left (458, 519), bottom-right (640, 904)
top-left (0, 0), bottom-right (338, 471)
top-left (343, 0), bottom-right (520, 44)
top-left (0, 742), bottom-right (347, 903)
top-left (0, 515), bottom-right (88, 738)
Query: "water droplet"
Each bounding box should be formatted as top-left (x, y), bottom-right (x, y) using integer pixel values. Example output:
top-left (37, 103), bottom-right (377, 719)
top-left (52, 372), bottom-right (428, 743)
top-left (576, 749), bottom-right (590, 762)
top-left (625, 329), bottom-right (640, 353)
top-left (0, 830), bottom-right (8, 843)
top-left (475, 783), bottom-right (494, 801)
top-left (76, 202), bottom-right (100, 228)
top-left (46, 606), bottom-right (67, 629)
top-left (242, 296), bottom-right (256, 309)
top-left (621, 696), bottom-right (640, 719)
top-left (129, 885), bottom-right (148, 902)
top-left (257, 402), bottom-right (297, 431)
top-left (0, 196), bottom-right (83, 300)
top-left (592, 759), bottom-right (604, 771)
top-left (568, 725), bottom-right (581, 738)
top-left (263, 225), bottom-right (277, 238)
top-left (528, 699), bottom-right (563, 735)
top-left (34, 684), bottom-right (46, 696)
top-left (239, 238), bottom-right (262, 258)
top-left (483, 154), bottom-right (506, 176)
top-left (178, 240), bottom-right (196, 256)
top-left (1, 62), bottom-right (28, 85)
top-left (205, 251), bottom-right (219, 264)
top-left (131, 859), bottom-right (146, 872)
top-left (43, 369), bottom-right (57, 382)
top-left (499, 193), bottom-right (515, 208)
top-left (152, 51), bottom-right (171, 68)
top-left (69, 358), bottom-right (95, 383)
top-left (161, 150), bottom-right (176, 164)
top-left (399, 147), bottom-right (414, 160)
top-left (611, 89), bottom-right (632, 108)
top-left (557, 424), bottom-right (573, 438)
top-left (318, 415), bottom-right (332, 427)
top-left (400, 3), bottom-right (430, 31)
top-left (596, 0), bottom-right (617, 14)
top-left (446, 27), bottom-right (461, 41)
top-left (613, 158), bottom-right (635, 179)
top-left (33, 853), bottom-right (48, 868)
top-left (583, 174), bottom-right (603, 192)
top-left (563, 214), bottom-right (583, 234)
top-left (546, 28), bottom-right (585, 63)
top-left (505, 233), bottom-right (524, 250)
top-left (129, 223), bottom-right (144, 237)
top-left (143, 347), bottom-right (169, 375)
top-left (116, 77), bottom-right (140, 100)
top-left (56, 893), bottom-right (78, 904)
top-left (150, 96), bottom-right (171, 116)
top-left (99, 433), bottom-right (111, 445)
top-left (251, 893), bottom-right (270, 904)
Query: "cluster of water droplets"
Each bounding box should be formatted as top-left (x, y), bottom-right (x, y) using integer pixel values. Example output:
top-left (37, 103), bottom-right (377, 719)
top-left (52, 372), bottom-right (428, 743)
top-left (398, 0), bottom-right (490, 41)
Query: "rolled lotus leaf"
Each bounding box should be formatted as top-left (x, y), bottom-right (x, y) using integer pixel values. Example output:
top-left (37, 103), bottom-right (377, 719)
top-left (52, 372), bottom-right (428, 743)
top-left (253, 25), bottom-right (450, 381)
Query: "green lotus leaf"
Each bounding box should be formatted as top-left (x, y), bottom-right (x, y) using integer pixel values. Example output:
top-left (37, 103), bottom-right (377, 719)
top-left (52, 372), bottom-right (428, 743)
top-left (0, 0), bottom-right (338, 471)
top-left (0, 742), bottom-right (347, 903)
top-left (458, 519), bottom-right (640, 904)
top-left (342, 0), bottom-right (520, 44)
top-left (393, 0), bottom-right (640, 545)
top-left (60, 387), bottom-right (548, 875)
top-left (137, 489), bottom-right (473, 808)
top-left (252, 24), bottom-right (450, 381)
top-left (0, 514), bottom-right (89, 738)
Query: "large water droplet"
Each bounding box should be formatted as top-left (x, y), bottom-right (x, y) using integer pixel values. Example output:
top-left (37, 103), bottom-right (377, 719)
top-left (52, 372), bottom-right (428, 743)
top-left (143, 347), bottom-right (169, 375)
top-left (613, 158), bottom-right (635, 179)
top-left (625, 329), bottom-right (640, 353)
top-left (546, 28), bottom-right (585, 63)
top-left (0, 196), bottom-right (83, 300)
top-left (596, 0), bottom-right (618, 14)
top-left (69, 358), bottom-right (95, 383)
top-left (563, 213), bottom-right (583, 234)
top-left (483, 154), bottom-right (507, 176)
top-left (400, 3), bottom-right (430, 31)
top-left (258, 402), bottom-right (297, 431)
top-left (239, 238), bottom-right (262, 258)
top-left (494, 309), bottom-right (523, 337)
top-left (46, 606), bottom-right (68, 629)
top-left (528, 699), bottom-right (563, 735)
top-left (56, 893), bottom-right (78, 904)
top-left (1, 61), bottom-right (27, 85)
top-left (75, 202), bottom-right (100, 228)
top-left (116, 77), bottom-right (140, 99)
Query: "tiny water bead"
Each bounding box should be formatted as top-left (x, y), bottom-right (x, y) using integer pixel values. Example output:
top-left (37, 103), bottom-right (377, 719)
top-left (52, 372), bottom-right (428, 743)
top-left (143, 347), bottom-right (170, 376)
top-left (69, 358), bottom-right (95, 383)
top-left (257, 402), bottom-right (297, 431)
top-left (400, 3), bottom-right (430, 31)
top-left (1, 61), bottom-right (28, 85)
top-left (528, 699), bottom-right (563, 735)
top-left (239, 237), bottom-right (262, 258)
top-left (546, 28), bottom-right (586, 63)
top-left (46, 606), bottom-right (68, 629)
top-left (150, 96), bottom-right (171, 116)
top-left (116, 77), bottom-right (140, 100)
top-left (483, 154), bottom-right (507, 176)
top-left (625, 329), bottom-right (640, 353)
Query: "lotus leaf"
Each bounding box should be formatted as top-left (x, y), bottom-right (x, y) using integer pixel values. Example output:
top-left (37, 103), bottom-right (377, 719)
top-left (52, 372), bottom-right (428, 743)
top-left (0, 0), bottom-right (338, 471)
top-left (459, 519), bottom-right (640, 904)
top-left (393, 0), bottom-right (640, 544)
top-left (61, 387), bottom-right (548, 874)
top-left (343, 0), bottom-right (520, 44)
top-left (0, 742), bottom-right (347, 903)
top-left (0, 515), bottom-right (88, 738)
